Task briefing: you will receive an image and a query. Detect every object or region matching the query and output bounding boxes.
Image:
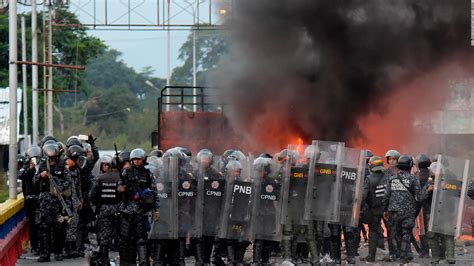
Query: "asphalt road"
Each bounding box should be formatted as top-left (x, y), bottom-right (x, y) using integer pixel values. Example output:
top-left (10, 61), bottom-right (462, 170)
top-left (17, 240), bottom-right (474, 265)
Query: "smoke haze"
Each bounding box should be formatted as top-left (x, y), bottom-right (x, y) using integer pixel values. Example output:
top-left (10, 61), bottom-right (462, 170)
top-left (211, 0), bottom-right (473, 154)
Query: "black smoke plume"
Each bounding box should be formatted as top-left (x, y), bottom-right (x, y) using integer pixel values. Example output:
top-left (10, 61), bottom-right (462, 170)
top-left (211, 0), bottom-right (472, 151)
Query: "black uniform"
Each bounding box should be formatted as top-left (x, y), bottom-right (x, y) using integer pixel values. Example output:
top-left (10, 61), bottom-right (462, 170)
top-left (119, 164), bottom-right (159, 265)
top-left (384, 170), bottom-right (420, 262)
top-left (383, 166), bottom-right (399, 258)
top-left (90, 169), bottom-right (121, 265)
top-left (361, 171), bottom-right (388, 261)
top-left (33, 157), bottom-right (73, 262)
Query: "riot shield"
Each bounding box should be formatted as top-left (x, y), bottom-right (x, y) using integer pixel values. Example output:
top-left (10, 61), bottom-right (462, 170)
top-left (428, 155), bottom-right (470, 237)
top-left (217, 156), bottom-right (257, 241)
top-left (338, 148), bottom-right (366, 227)
top-left (281, 144), bottom-right (310, 226)
top-left (146, 155), bottom-right (163, 178)
top-left (304, 140), bottom-right (344, 222)
top-left (91, 160), bottom-right (101, 177)
top-left (195, 155), bottom-right (225, 237)
top-left (253, 158), bottom-right (285, 241)
top-left (177, 157), bottom-right (200, 238)
top-left (148, 156), bottom-right (178, 239)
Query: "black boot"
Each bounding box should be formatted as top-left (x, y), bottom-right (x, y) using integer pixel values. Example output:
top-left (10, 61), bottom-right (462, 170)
top-left (99, 246), bottom-right (110, 265)
top-left (152, 241), bottom-right (163, 265)
top-left (72, 230), bottom-right (85, 257)
top-left (282, 237), bottom-right (292, 260)
top-left (37, 255), bottom-right (51, 263)
top-left (195, 240), bottom-right (204, 265)
top-left (253, 240), bottom-right (263, 263)
top-left (227, 243), bottom-right (235, 263)
top-left (63, 241), bottom-right (74, 259)
top-left (55, 253), bottom-right (63, 261)
top-left (344, 233), bottom-right (357, 264)
top-left (178, 239), bottom-right (186, 266)
top-left (445, 236), bottom-right (456, 264)
top-left (37, 226), bottom-right (51, 262)
top-left (362, 227), bottom-right (377, 262)
top-left (138, 242), bottom-right (149, 266)
top-left (439, 237), bottom-right (446, 260)
top-left (307, 239), bottom-right (320, 264)
top-left (330, 235), bottom-right (341, 264)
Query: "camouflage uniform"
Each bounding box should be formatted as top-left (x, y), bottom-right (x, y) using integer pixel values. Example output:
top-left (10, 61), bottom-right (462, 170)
top-left (64, 166), bottom-right (82, 258)
top-left (384, 170), bottom-right (420, 262)
top-left (18, 163), bottom-right (40, 252)
top-left (119, 164), bottom-right (159, 265)
top-left (383, 166), bottom-right (399, 259)
top-left (33, 157), bottom-right (73, 261)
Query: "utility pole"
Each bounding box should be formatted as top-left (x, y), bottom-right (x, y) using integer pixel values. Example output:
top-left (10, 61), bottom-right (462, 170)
top-left (31, 0), bottom-right (39, 145)
top-left (47, 4), bottom-right (54, 136)
top-left (166, 0), bottom-right (171, 111)
top-left (21, 16), bottom-right (29, 150)
top-left (192, 7), bottom-right (197, 112)
top-left (8, 0), bottom-right (18, 199)
top-left (42, 3), bottom-right (47, 136)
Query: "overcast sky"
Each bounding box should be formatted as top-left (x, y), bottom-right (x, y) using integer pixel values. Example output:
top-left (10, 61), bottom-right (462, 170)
top-left (17, 0), bottom-right (223, 79)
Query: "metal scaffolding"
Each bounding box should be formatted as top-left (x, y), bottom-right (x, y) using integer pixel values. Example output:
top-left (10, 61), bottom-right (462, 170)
top-left (52, 0), bottom-right (228, 31)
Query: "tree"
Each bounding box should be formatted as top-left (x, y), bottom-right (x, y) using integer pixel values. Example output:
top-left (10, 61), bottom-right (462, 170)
top-left (171, 29), bottom-right (229, 86)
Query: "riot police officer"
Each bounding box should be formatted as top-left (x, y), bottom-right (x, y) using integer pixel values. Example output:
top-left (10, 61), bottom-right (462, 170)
top-left (252, 157), bottom-right (281, 264)
top-left (383, 155), bottom-right (421, 263)
top-left (420, 162), bottom-right (456, 264)
top-left (220, 158), bottom-right (252, 264)
top-left (99, 155), bottom-right (113, 174)
top-left (118, 148), bottom-right (160, 265)
top-left (90, 156), bottom-right (121, 265)
top-left (415, 154), bottom-right (431, 258)
top-left (382, 149), bottom-right (401, 260)
top-left (19, 146), bottom-right (42, 254)
top-left (360, 156), bottom-right (388, 262)
top-left (63, 145), bottom-right (87, 258)
top-left (175, 148), bottom-right (201, 265)
top-left (118, 150), bottom-right (132, 171)
top-left (34, 141), bottom-right (73, 262)
top-left (194, 149), bottom-right (225, 264)
top-left (281, 146), bottom-right (320, 264)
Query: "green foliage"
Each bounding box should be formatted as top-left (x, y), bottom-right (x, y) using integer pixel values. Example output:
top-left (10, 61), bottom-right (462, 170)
top-left (171, 29), bottom-right (229, 86)
top-left (1, 13), bottom-right (228, 151)
top-left (0, 172), bottom-right (8, 203)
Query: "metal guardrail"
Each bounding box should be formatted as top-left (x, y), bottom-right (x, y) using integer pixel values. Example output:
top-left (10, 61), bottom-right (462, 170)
top-left (159, 86), bottom-right (223, 112)
top-left (0, 193), bottom-right (28, 266)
